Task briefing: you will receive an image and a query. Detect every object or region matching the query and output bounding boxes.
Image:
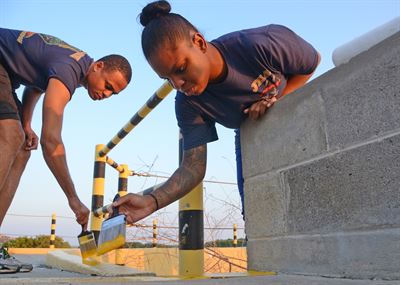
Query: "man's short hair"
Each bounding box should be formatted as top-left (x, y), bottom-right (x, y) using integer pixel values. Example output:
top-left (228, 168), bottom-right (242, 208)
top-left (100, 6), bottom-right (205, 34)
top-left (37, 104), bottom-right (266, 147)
top-left (98, 54), bottom-right (132, 84)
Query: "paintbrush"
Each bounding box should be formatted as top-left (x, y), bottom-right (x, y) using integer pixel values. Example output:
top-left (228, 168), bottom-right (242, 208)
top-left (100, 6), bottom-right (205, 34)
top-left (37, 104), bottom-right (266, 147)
top-left (96, 195), bottom-right (126, 256)
top-left (77, 226), bottom-right (98, 264)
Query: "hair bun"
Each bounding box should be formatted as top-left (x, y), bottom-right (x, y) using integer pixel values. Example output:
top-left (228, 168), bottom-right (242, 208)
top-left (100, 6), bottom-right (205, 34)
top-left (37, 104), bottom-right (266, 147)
top-left (140, 1), bottom-right (171, 27)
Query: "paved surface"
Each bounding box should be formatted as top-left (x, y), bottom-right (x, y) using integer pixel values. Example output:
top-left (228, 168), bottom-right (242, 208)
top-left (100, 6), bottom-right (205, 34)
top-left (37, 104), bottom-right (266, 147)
top-left (0, 255), bottom-right (399, 285)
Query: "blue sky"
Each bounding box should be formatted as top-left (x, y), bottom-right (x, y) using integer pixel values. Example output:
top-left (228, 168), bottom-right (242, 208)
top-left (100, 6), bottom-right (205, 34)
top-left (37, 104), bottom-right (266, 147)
top-left (0, 0), bottom-right (399, 246)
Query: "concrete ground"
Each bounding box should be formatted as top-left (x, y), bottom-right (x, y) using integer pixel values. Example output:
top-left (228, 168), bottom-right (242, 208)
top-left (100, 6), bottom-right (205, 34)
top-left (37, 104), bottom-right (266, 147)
top-left (0, 254), bottom-right (399, 285)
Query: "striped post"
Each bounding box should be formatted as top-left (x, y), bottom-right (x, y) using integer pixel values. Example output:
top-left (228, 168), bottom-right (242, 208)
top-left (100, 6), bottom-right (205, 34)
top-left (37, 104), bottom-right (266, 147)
top-left (106, 156), bottom-right (125, 173)
top-left (90, 144), bottom-right (106, 243)
top-left (49, 213), bottom-right (56, 249)
top-left (152, 219), bottom-right (157, 248)
top-left (178, 133), bottom-right (204, 277)
top-left (115, 164), bottom-right (129, 266)
top-left (98, 81), bottom-right (173, 157)
top-left (118, 164), bottom-right (129, 198)
top-left (233, 224), bottom-right (237, 247)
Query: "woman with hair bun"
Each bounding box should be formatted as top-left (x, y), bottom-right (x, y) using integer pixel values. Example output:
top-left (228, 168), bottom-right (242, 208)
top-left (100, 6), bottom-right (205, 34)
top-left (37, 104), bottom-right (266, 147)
top-left (113, 0), bottom-right (320, 223)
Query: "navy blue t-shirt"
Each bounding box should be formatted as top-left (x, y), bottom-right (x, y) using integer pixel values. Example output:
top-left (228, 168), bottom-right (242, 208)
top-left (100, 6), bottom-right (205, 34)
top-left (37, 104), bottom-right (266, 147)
top-left (175, 24), bottom-right (319, 150)
top-left (0, 28), bottom-right (93, 96)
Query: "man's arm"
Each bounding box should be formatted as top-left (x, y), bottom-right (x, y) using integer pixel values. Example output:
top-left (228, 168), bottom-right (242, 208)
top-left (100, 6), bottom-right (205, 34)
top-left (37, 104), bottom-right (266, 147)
top-left (21, 87), bottom-right (43, 150)
top-left (113, 144), bottom-right (207, 224)
top-left (41, 78), bottom-right (89, 227)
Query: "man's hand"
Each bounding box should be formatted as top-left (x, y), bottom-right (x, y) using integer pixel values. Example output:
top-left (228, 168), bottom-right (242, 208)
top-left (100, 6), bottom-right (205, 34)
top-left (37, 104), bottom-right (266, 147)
top-left (111, 193), bottom-right (157, 224)
top-left (244, 96), bottom-right (277, 120)
top-left (68, 197), bottom-right (90, 230)
top-left (23, 126), bottom-right (39, 151)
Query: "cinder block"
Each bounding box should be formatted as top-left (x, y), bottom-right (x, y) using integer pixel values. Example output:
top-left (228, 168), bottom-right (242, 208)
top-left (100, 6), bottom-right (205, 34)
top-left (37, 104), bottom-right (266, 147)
top-left (244, 173), bottom-right (287, 238)
top-left (241, 87), bottom-right (328, 179)
top-left (320, 32), bottom-right (400, 149)
top-left (284, 134), bottom-right (400, 234)
top-left (247, 228), bottom-right (400, 280)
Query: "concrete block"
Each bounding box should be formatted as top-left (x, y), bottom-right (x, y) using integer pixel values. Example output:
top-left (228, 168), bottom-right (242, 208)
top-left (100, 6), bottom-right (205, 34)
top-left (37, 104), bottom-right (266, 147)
top-left (320, 32), bottom-right (400, 149)
top-left (247, 228), bottom-right (400, 280)
top-left (244, 173), bottom-right (287, 238)
top-left (241, 87), bottom-right (327, 178)
top-left (284, 134), bottom-right (400, 234)
top-left (46, 249), bottom-right (154, 277)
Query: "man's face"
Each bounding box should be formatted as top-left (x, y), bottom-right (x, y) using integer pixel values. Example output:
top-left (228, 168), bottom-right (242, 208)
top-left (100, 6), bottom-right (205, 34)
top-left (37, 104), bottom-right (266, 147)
top-left (148, 34), bottom-right (211, 96)
top-left (86, 62), bottom-right (128, 101)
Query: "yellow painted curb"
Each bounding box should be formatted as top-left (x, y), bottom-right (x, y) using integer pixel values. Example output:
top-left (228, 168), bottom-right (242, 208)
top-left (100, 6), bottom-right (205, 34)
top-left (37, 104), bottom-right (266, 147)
top-left (7, 248), bottom-right (54, 255)
top-left (45, 249), bottom-right (155, 277)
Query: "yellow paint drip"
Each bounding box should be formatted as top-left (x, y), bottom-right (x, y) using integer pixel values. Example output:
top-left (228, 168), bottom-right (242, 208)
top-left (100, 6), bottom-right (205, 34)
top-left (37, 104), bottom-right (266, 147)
top-left (82, 257), bottom-right (100, 266)
top-left (81, 247), bottom-right (97, 259)
top-left (97, 234), bottom-right (125, 256)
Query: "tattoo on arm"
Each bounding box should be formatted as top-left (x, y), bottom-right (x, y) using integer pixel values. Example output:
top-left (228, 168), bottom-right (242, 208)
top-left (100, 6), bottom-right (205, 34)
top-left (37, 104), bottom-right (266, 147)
top-left (154, 144), bottom-right (207, 208)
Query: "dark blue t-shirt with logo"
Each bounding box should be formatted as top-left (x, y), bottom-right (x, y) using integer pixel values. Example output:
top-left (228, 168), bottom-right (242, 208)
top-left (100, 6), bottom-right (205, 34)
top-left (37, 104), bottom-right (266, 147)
top-left (175, 24), bottom-right (319, 150)
top-left (0, 28), bottom-right (93, 96)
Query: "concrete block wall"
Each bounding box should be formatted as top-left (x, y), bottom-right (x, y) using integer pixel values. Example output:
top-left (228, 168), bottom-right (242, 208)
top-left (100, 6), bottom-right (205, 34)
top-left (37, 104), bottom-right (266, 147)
top-left (241, 32), bottom-right (400, 279)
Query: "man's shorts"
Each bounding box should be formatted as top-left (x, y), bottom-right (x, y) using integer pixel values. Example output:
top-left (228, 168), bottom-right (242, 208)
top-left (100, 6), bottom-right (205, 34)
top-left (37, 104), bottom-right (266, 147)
top-left (0, 63), bottom-right (22, 120)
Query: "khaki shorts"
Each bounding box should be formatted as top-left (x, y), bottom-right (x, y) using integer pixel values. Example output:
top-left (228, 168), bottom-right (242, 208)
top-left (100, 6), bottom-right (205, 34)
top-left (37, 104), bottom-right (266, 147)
top-left (0, 63), bottom-right (21, 120)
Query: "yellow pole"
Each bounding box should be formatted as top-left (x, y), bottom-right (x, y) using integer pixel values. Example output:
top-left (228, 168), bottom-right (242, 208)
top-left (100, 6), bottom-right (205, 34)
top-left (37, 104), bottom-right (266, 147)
top-left (178, 133), bottom-right (204, 278)
top-left (152, 219), bottom-right (157, 248)
top-left (115, 164), bottom-right (129, 266)
top-left (49, 213), bottom-right (56, 249)
top-left (90, 144), bottom-right (106, 243)
top-left (233, 224), bottom-right (237, 247)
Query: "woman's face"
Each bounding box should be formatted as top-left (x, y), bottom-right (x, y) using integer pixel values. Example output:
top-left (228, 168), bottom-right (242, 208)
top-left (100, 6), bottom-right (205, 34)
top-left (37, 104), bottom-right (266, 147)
top-left (148, 33), bottom-right (211, 96)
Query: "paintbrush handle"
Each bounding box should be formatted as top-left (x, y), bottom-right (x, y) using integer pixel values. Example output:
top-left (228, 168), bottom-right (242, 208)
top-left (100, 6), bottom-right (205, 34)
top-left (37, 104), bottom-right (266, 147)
top-left (93, 204), bottom-right (112, 217)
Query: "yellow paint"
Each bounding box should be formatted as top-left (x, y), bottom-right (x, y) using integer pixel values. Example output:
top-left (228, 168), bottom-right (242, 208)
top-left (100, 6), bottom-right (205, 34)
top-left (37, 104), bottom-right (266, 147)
top-left (81, 249), bottom-right (97, 259)
top-left (97, 235), bottom-right (125, 256)
top-left (92, 178), bottom-right (105, 195)
top-left (179, 249), bottom-right (204, 278)
top-left (178, 174), bottom-right (203, 277)
top-left (156, 81), bottom-right (174, 98)
top-left (246, 270), bottom-right (277, 276)
top-left (79, 235), bottom-right (96, 259)
top-left (179, 182), bottom-right (203, 210)
top-left (91, 144), bottom-right (106, 234)
top-left (123, 122), bottom-right (135, 132)
top-left (8, 248), bottom-right (54, 255)
top-left (111, 136), bottom-right (122, 146)
top-left (137, 105), bottom-right (152, 118)
top-left (119, 164), bottom-right (130, 180)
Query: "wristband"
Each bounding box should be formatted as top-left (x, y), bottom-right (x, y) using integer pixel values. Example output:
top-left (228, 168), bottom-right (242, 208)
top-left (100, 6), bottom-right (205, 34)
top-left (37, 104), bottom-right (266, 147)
top-left (148, 193), bottom-right (159, 211)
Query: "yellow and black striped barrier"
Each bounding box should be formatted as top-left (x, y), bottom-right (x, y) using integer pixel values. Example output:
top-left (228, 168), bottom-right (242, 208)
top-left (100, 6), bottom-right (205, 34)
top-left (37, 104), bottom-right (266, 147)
top-left (90, 144), bottom-right (106, 243)
top-left (106, 156), bottom-right (125, 173)
top-left (152, 219), bottom-right (157, 248)
top-left (49, 213), bottom-right (56, 249)
top-left (98, 81), bottom-right (173, 157)
top-left (178, 134), bottom-right (204, 278)
top-left (233, 224), bottom-right (238, 247)
top-left (115, 164), bottom-right (130, 265)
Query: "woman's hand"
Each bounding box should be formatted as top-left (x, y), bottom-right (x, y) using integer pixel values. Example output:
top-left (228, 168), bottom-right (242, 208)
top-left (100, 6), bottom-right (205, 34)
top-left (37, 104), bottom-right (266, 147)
top-left (244, 96), bottom-right (277, 120)
top-left (111, 193), bottom-right (158, 224)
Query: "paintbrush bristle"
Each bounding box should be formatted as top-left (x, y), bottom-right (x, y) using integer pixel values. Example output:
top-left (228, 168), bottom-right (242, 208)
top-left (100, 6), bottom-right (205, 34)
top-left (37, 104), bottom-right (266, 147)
top-left (97, 215), bottom-right (126, 256)
top-left (78, 231), bottom-right (97, 259)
